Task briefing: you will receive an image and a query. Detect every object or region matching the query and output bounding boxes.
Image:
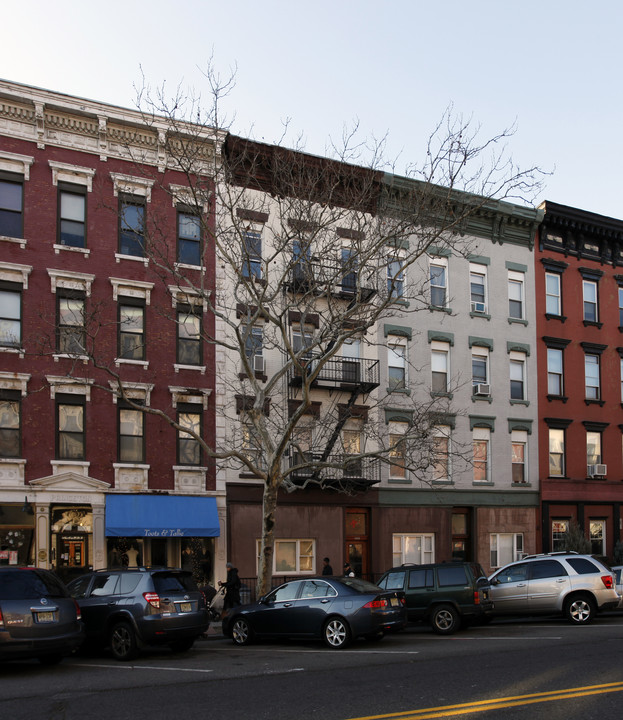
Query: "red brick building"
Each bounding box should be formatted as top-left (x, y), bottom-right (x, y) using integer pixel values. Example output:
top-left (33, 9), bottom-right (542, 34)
top-left (537, 201), bottom-right (623, 559)
top-left (0, 80), bottom-right (222, 581)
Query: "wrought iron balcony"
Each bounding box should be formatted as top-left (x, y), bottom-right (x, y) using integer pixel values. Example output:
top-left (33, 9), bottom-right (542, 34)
top-left (287, 452), bottom-right (380, 490)
top-left (285, 260), bottom-right (377, 301)
top-left (288, 355), bottom-right (379, 392)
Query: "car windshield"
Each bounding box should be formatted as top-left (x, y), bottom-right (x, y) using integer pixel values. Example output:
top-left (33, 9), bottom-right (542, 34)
top-left (0, 570), bottom-right (69, 599)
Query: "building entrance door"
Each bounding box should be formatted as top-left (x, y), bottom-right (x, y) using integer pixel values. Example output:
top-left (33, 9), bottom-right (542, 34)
top-left (345, 508), bottom-right (370, 579)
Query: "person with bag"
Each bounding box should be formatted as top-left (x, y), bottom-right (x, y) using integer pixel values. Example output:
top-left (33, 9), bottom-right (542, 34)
top-left (219, 562), bottom-right (241, 610)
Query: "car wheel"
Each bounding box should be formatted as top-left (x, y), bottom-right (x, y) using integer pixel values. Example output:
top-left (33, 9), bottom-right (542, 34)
top-left (109, 621), bottom-right (139, 661)
top-left (231, 617), bottom-right (253, 645)
top-left (170, 638), bottom-right (195, 653)
top-left (38, 654), bottom-right (64, 665)
top-left (323, 617), bottom-right (351, 649)
top-left (430, 604), bottom-right (460, 635)
top-left (565, 594), bottom-right (596, 624)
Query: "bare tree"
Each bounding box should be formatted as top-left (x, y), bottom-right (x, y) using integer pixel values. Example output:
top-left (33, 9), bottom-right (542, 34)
top-left (30, 66), bottom-right (545, 596)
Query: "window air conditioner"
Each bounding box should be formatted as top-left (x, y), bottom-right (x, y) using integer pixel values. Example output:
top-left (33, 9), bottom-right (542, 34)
top-left (588, 464), bottom-right (607, 477)
top-left (253, 355), bottom-right (265, 373)
top-left (473, 383), bottom-right (490, 396)
top-left (471, 301), bottom-right (486, 313)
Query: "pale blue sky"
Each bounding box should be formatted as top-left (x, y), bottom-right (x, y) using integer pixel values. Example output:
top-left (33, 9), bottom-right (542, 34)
top-left (2, 0), bottom-right (621, 217)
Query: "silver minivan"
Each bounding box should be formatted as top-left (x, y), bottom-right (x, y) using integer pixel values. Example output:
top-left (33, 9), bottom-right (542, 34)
top-left (488, 553), bottom-right (620, 624)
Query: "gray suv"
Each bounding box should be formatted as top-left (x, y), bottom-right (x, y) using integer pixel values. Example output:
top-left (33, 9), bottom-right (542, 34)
top-left (68, 568), bottom-right (209, 660)
top-left (488, 553), bottom-right (620, 624)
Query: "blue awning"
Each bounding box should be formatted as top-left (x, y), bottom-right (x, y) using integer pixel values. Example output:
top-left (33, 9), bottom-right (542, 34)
top-left (105, 495), bottom-right (220, 537)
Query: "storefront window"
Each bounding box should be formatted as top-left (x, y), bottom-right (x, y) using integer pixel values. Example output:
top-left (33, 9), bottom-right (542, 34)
top-left (181, 537), bottom-right (213, 585)
top-left (0, 504), bottom-right (35, 565)
top-left (50, 505), bottom-right (92, 582)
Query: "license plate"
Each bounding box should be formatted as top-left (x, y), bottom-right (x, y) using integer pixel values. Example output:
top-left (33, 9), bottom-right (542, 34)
top-left (391, 598), bottom-right (399, 607)
top-left (34, 611), bottom-right (55, 623)
top-left (178, 602), bottom-right (191, 613)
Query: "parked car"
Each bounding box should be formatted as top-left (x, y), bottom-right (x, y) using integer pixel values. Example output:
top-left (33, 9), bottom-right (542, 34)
top-left (221, 576), bottom-right (406, 649)
top-left (67, 567), bottom-right (209, 660)
top-left (376, 562), bottom-right (493, 634)
top-left (488, 553), bottom-right (619, 624)
top-left (608, 565), bottom-right (623, 609)
top-left (0, 566), bottom-right (84, 664)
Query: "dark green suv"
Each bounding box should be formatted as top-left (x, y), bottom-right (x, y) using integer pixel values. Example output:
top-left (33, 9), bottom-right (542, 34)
top-left (377, 562), bottom-right (493, 634)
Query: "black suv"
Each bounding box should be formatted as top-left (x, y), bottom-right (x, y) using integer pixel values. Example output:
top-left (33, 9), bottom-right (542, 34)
top-left (0, 567), bottom-right (84, 664)
top-left (67, 568), bottom-right (209, 661)
top-left (377, 562), bottom-right (493, 634)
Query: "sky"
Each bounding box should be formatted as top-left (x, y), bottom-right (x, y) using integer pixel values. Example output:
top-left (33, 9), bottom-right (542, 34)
top-left (2, 0), bottom-right (622, 218)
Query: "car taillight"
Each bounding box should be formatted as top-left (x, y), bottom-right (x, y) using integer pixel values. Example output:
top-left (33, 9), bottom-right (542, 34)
top-left (601, 575), bottom-right (614, 589)
top-left (0, 606), bottom-right (3, 628)
top-left (73, 599), bottom-right (82, 621)
top-left (474, 591), bottom-right (480, 605)
top-left (143, 592), bottom-right (160, 608)
top-left (363, 598), bottom-right (389, 609)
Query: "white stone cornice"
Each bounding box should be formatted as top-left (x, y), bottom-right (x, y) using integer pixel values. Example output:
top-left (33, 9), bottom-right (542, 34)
top-left (110, 172), bottom-right (155, 201)
top-left (48, 268), bottom-right (95, 295)
top-left (0, 151), bottom-right (34, 179)
top-left (169, 386), bottom-right (212, 409)
top-left (48, 160), bottom-right (96, 191)
top-left (109, 277), bottom-right (154, 304)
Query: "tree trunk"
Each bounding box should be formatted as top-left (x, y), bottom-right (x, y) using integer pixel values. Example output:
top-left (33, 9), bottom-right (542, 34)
top-left (256, 476), bottom-right (280, 597)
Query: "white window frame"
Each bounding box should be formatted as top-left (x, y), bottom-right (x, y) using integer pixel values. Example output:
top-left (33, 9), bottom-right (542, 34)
top-left (432, 425), bottom-right (451, 483)
top-left (429, 257), bottom-right (448, 308)
top-left (473, 427), bottom-right (490, 484)
top-left (490, 533), bottom-right (524, 569)
top-left (590, 520), bottom-right (605, 556)
top-left (549, 428), bottom-right (565, 477)
top-left (388, 335), bottom-right (407, 391)
top-left (388, 420), bottom-right (408, 480)
top-left (586, 431), bottom-right (602, 467)
top-left (509, 351), bottom-right (527, 401)
top-left (584, 353), bottom-right (600, 400)
top-left (508, 270), bottom-right (525, 320)
top-left (387, 253), bottom-right (405, 300)
top-left (431, 340), bottom-right (449, 394)
top-left (545, 272), bottom-right (561, 315)
top-left (256, 538), bottom-right (316, 575)
top-left (472, 347), bottom-right (489, 387)
top-left (511, 429), bottom-right (528, 484)
top-left (469, 262), bottom-right (487, 313)
top-left (583, 280), bottom-right (598, 322)
top-left (552, 520), bottom-right (569, 552)
top-left (547, 348), bottom-right (563, 396)
top-left (392, 533), bottom-right (435, 566)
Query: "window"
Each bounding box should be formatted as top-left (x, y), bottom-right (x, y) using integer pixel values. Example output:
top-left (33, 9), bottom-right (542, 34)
top-left (292, 237), bottom-right (313, 287)
top-left (432, 426), bottom-right (450, 482)
top-left (551, 520), bottom-right (569, 552)
top-left (469, 264), bottom-right (487, 313)
top-left (244, 326), bottom-right (263, 361)
top-left (549, 428), bottom-right (565, 477)
top-left (342, 336), bottom-right (361, 382)
top-left (388, 339), bottom-right (407, 390)
top-left (341, 247), bottom-right (358, 292)
top-left (241, 415), bottom-right (264, 469)
top-left (490, 533), bottom-right (523, 569)
top-left (545, 272), bottom-right (561, 315)
top-left (58, 185), bottom-right (86, 248)
top-left (177, 210), bottom-right (201, 266)
top-left (511, 432), bottom-right (527, 484)
top-left (586, 431), bottom-right (602, 468)
top-left (0, 391), bottom-right (20, 457)
top-left (342, 419), bottom-right (363, 476)
top-left (0, 282), bottom-right (21, 348)
top-left (392, 533), bottom-right (434, 566)
top-left (119, 196), bottom-right (145, 257)
top-left (0, 174), bottom-right (23, 238)
top-left (57, 293), bottom-right (86, 355)
top-left (118, 301), bottom-right (145, 361)
top-left (431, 341), bottom-right (449, 393)
top-left (583, 280), bottom-right (598, 322)
top-left (508, 271), bottom-right (524, 319)
top-left (430, 260), bottom-right (447, 308)
top-left (57, 397), bottom-right (85, 460)
top-left (509, 353), bottom-right (526, 400)
top-left (387, 256), bottom-right (405, 299)
top-left (389, 422), bottom-right (407, 479)
top-left (178, 408), bottom-right (201, 465)
top-left (177, 306), bottom-right (202, 365)
top-left (242, 230), bottom-right (262, 280)
top-left (590, 520), bottom-right (605, 555)
top-left (584, 354), bottom-right (600, 400)
top-left (619, 287), bottom-right (623, 327)
top-left (547, 348), bottom-right (563, 396)
top-left (472, 349), bottom-right (488, 387)
top-left (473, 428), bottom-right (490, 483)
top-left (258, 539), bottom-right (315, 574)
top-left (118, 406), bottom-right (144, 463)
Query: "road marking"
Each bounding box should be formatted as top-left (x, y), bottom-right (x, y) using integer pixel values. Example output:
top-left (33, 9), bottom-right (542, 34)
top-left (345, 681), bottom-right (623, 719)
top-left (274, 649), bottom-right (420, 655)
top-left (72, 663), bottom-right (214, 673)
